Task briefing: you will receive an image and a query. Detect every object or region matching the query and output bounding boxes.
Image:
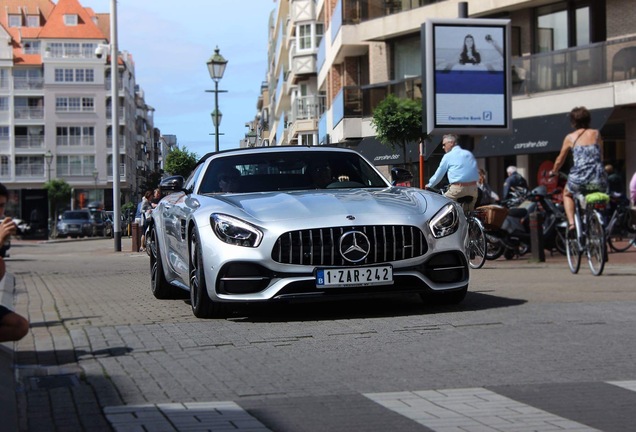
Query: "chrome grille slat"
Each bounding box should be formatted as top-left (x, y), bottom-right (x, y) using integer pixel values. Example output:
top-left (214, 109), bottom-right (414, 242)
top-left (272, 225), bottom-right (428, 266)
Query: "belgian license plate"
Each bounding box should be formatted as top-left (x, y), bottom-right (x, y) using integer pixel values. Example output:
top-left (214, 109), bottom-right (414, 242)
top-left (316, 265), bottom-right (393, 288)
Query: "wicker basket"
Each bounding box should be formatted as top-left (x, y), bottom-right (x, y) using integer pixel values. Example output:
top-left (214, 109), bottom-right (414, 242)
top-left (475, 205), bottom-right (509, 229)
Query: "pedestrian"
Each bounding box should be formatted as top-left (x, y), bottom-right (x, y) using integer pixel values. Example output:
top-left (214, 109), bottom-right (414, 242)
top-left (135, 190), bottom-right (153, 252)
top-left (605, 164), bottom-right (623, 195)
top-left (425, 134), bottom-right (480, 211)
top-left (477, 168), bottom-right (499, 206)
top-left (630, 171), bottom-right (636, 205)
top-left (502, 165), bottom-right (528, 200)
top-left (150, 188), bottom-right (162, 208)
top-left (549, 106), bottom-right (608, 234)
top-left (0, 182), bottom-right (29, 343)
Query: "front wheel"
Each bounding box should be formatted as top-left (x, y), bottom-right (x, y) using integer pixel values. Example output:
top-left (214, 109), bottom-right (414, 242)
top-left (586, 210), bottom-right (606, 276)
top-left (467, 217), bottom-right (486, 269)
top-left (189, 230), bottom-right (222, 318)
top-left (485, 232), bottom-right (504, 260)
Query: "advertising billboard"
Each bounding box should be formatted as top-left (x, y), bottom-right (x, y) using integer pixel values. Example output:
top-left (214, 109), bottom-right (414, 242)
top-left (423, 18), bottom-right (512, 135)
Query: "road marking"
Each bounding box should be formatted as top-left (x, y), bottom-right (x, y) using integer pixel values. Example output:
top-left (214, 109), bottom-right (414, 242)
top-left (104, 401), bottom-right (272, 432)
top-left (364, 387), bottom-right (600, 431)
top-left (607, 380), bottom-right (636, 392)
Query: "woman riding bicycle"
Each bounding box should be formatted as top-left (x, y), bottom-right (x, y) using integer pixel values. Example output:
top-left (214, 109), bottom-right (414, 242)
top-left (549, 106), bottom-right (608, 235)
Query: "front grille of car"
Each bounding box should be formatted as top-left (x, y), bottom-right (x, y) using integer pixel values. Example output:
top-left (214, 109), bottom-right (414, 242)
top-left (272, 225), bottom-right (427, 266)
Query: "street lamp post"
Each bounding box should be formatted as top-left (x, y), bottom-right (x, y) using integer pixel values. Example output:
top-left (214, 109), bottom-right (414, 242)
top-left (44, 150), bottom-right (53, 238)
top-left (206, 47), bottom-right (228, 153)
top-left (111, 0), bottom-right (121, 251)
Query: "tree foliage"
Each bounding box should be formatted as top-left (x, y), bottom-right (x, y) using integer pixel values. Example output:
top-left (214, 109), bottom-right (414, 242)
top-left (371, 94), bottom-right (426, 165)
top-left (43, 179), bottom-right (72, 236)
top-left (164, 146), bottom-right (199, 178)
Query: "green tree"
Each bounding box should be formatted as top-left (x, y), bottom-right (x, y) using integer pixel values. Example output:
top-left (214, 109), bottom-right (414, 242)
top-left (371, 94), bottom-right (426, 167)
top-left (164, 146), bottom-right (199, 178)
top-left (43, 179), bottom-right (72, 237)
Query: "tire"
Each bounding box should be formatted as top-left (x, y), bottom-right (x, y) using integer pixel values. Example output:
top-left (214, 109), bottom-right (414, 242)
top-left (485, 233), bottom-right (504, 260)
top-left (586, 211), bottom-right (606, 276)
top-left (555, 228), bottom-right (567, 255)
top-left (421, 285), bottom-right (468, 305)
top-left (149, 225), bottom-right (181, 299)
top-left (467, 217), bottom-right (486, 269)
top-left (189, 230), bottom-right (222, 318)
top-left (607, 210), bottom-right (636, 253)
top-left (566, 221), bottom-right (581, 274)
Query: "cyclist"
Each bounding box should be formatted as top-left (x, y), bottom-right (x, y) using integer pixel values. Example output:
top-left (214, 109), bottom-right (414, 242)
top-left (549, 106), bottom-right (608, 235)
top-left (425, 134), bottom-right (479, 211)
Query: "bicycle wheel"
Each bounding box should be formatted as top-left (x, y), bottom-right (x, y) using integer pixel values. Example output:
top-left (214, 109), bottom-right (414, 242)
top-left (485, 232), bottom-right (504, 260)
top-left (467, 216), bottom-right (486, 269)
top-left (566, 216), bottom-right (581, 274)
top-left (607, 209), bottom-right (636, 252)
top-left (586, 210), bottom-right (606, 276)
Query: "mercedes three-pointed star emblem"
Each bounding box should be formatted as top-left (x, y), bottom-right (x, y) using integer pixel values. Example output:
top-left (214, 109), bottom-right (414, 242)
top-left (339, 231), bottom-right (371, 263)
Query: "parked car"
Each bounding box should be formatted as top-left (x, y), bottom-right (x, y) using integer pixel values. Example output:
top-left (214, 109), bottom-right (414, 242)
top-left (147, 146), bottom-right (470, 318)
top-left (56, 210), bottom-right (94, 238)
top-left (90, 210), bottom-right (113, 237)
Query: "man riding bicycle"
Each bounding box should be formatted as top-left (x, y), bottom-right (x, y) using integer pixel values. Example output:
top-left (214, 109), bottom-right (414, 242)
top-left (425, 134), bottom-right (480, 211)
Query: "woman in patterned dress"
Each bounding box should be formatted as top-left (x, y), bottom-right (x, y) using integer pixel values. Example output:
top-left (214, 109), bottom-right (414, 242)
top-left (550, 106), bottom-right (608, 233)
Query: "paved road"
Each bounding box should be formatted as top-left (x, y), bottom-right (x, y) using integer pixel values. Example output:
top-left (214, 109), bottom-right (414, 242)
top-left (2, 238), bottom-right (636, 431)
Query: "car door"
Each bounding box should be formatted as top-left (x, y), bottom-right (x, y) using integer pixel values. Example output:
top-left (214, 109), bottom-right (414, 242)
top-left (162, 164), bottom-right (205, 284)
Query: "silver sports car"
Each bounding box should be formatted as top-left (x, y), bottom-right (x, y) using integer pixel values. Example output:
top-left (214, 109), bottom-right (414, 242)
top-left (148, 146), bottom-right (469, 318)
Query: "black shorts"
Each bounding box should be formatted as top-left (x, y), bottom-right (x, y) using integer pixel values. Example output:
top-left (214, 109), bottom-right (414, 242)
top-left (0, 305), bottom-right (13, 320)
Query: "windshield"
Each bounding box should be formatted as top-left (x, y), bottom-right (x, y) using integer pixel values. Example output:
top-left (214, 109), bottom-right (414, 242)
top-left (198, 151), bottom-right (389, 194)
top-left (63, 211), bottom-right (90, 220)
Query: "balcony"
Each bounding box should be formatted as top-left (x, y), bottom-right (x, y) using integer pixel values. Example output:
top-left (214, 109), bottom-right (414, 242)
top-left (106, 135), bottom-right (126, 149)
top-left (292, 95), bottom-right (326, 121)
top-left (15, 136), bottom-right (45, 149)
top-left (511, 36), bottom-right (636, 95)
top-left (332, 36), bottom-right (636, 123)
top-left (106, 107), bottom-right (125, 120)
top-left (14, 107), bottom-right (44, 120)
top-left (13, 77), bottom-right (44, 90)
top-left (15, 164), bottom-right (45, 178)
top-left (341, 0), bottom-right (442, 24)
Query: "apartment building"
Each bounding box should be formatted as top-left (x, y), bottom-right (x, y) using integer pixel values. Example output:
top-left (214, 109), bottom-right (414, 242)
top-left (259, 0), bottom-right (636, 194)
top-left (0, 0), bottom-right (159, 236)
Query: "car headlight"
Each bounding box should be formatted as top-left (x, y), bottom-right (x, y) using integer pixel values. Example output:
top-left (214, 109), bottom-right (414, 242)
top-left (428, 203), bottom-right (460, 238)
top-left (211, 214), bottom-right (263, 247)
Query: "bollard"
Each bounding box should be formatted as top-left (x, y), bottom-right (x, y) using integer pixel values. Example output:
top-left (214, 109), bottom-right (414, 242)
top-left (529, 211), bottom-right (545, 262)
top-left (131, 222), bottom-right (140, 252)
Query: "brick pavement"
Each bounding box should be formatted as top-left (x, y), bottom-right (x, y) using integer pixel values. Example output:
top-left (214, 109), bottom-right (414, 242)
top-left (1, 238), bottom-right (635, 431)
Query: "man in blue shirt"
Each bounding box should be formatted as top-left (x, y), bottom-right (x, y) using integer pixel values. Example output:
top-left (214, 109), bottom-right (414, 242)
top-left (425, 134), bottom-right (480, 211)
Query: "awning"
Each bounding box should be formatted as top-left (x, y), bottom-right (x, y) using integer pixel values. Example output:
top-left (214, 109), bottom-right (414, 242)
top-left (474, 108), bottom-right (614, 158)
top-left (344, 137), bottom-right (420, 166)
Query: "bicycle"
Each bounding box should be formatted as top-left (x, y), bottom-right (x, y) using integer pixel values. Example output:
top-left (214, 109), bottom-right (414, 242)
top-left (455, 195), bottom-right (487, 269)
top-left (428, 187), bottom-right (486, 269)
top-left (604, 194), bottom-right (636, 252)
top-left (565, 188), bottom-right (608, 276)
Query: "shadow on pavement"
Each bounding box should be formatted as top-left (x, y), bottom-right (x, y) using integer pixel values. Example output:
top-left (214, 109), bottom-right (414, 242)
top-left (229, 291), bottom-right (526, 323)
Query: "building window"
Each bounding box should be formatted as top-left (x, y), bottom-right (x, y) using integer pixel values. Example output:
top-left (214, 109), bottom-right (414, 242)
top-left (298, 24), bottom-right (312, 50)
top-left (0, 97), bottom-right (8, 112)
top-left (0, 156), bottom-right (9, 177)
top-left (23, 40), bottom-right (41, 54)
top-left (54, 68), bottom-right (95, 83)
top-left (0, 126), bottom-right (9, 141)
top-left (535, 2), bottom-right (591, 53)
top-left (55, 97), bottom-right (94, 112)
top-left (64, 14), bottom-right (78, 26)
top-left (15, 156), bottom-right (43, 177)
top-left (26, 15), bottom-right (39, 27)
top-left (57, 126), bottom-right (95, 146)
top-left (8, 15), bottom-right (21, 27)
top-left (56, 155), bottom-right (95, 176)
top-left (299, 133), bottom-right (314, 146)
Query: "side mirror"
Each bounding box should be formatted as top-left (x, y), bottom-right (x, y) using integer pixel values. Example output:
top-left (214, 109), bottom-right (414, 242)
top-left (159, 175), bottom-right (186, 193)
top-left (390, 167), bottom-right (413, 186)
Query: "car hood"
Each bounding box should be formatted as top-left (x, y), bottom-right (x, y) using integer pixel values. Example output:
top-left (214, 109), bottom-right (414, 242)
top-left (212, 188), bottom-right (430, 222)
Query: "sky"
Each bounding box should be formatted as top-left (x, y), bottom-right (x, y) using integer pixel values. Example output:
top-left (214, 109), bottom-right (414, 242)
top-left (85, 0), bottom-right (277, 159)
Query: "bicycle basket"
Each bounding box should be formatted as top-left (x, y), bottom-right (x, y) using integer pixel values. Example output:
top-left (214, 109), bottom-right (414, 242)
top-left (474, 205), bottom-right (508, 229)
